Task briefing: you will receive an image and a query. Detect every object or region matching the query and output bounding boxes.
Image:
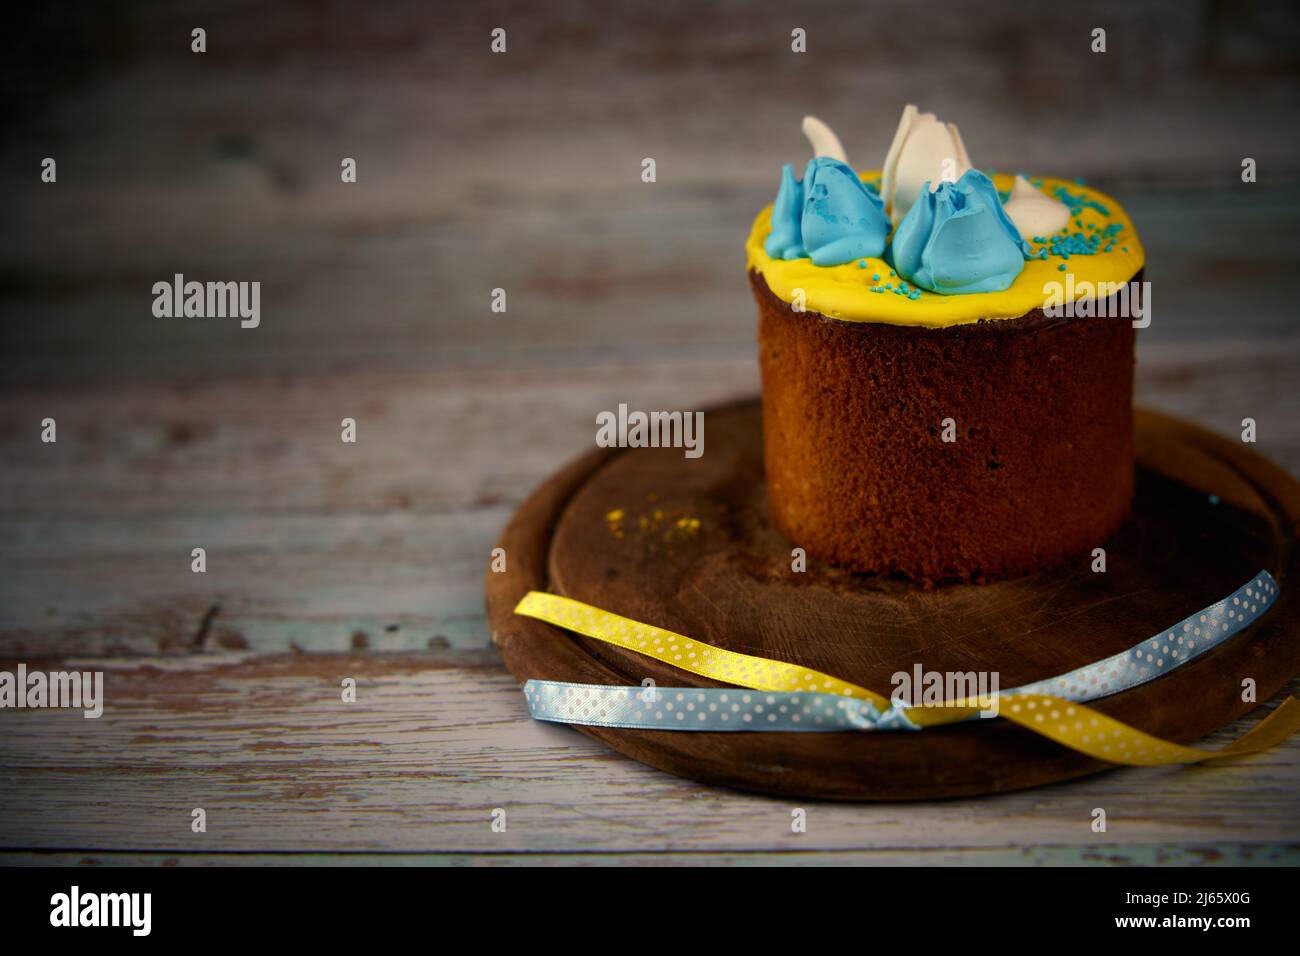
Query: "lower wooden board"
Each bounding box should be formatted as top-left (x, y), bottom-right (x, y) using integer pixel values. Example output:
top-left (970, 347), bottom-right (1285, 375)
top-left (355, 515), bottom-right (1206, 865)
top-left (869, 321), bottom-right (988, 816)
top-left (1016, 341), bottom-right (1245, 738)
top-left (6, 846), bottom-right (1300, 867)
top-left (487, 402), bottom-right (1300, 800)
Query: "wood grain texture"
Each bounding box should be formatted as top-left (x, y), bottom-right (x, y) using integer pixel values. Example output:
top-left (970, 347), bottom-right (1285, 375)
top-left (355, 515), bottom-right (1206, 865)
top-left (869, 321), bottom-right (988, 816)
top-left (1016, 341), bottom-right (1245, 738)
top-left (1, 659), bottom-right (1298, 855)
top-left (6, 846), bottom-right (1300, 867)
top-left (0, 0), bottom-right (1298, 861)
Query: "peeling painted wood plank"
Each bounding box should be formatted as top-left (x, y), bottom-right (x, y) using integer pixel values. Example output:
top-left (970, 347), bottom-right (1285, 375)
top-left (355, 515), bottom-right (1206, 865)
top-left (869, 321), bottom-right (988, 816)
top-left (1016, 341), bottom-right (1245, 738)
top-left (0, 349), bottom-right (1294, 518)
top-left (0, 663), bottom-right (1296, 853)
top-left (3, 191), bottom-right (1299, 386)
top-left (3, 845), bottom-right (1297, 867)
top-left (0, 511), bottom-right (504, 658)
top-left (0, 365), bottom-right (761, 516)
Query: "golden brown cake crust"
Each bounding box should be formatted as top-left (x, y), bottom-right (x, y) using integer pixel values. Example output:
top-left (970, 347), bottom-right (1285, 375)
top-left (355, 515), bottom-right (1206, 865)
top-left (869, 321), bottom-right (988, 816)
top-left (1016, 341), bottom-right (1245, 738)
top-left (752, 270), bottom-right (1137, 584)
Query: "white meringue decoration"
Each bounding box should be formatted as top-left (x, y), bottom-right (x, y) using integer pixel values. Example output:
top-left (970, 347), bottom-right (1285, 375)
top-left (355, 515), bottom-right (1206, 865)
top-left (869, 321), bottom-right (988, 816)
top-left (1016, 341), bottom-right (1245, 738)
top-left (880, 105), bottom-right (973, 225)
top-left (1001, 174), bottom-right (1071, 239)
top-left (801, 115), bottom-right (848, 163)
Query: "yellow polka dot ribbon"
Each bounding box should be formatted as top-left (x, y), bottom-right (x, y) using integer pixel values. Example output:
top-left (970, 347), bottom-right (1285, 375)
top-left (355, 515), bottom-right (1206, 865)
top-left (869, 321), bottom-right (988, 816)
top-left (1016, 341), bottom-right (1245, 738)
top-left (513, 580), bottom-right (1300, 766)
top-left (517, 590), bottom-right (883, 703)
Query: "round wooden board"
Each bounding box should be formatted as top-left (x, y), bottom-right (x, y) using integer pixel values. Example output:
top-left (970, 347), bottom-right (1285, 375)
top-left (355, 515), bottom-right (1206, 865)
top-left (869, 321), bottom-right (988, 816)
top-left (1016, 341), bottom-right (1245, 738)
top-left (486, 402), bottom-right (1300, 800)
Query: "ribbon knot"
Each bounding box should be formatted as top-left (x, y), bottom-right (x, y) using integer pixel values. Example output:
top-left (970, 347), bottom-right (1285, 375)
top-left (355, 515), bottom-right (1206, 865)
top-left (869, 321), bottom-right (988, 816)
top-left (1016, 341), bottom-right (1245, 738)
top-left (847, 698), bottom-right (921, 732)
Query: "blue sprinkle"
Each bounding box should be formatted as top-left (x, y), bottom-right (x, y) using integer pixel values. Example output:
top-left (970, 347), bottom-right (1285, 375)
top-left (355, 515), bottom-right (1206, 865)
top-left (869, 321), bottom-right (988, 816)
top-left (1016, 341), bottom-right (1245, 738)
top-left (1052, 185), bottom-right (1109, 217)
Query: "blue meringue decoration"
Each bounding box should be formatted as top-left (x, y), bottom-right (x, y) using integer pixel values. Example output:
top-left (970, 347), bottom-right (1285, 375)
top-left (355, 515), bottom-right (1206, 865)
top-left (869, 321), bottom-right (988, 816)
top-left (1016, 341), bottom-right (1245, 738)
top-left (764, 163), bottom-right (806, 259)
top-left (764, 158), bottom-right (889, 265)
top-left (800, 158), bottom-right (889, 265)
top-left (890, 169), bottom-right (1031, 295)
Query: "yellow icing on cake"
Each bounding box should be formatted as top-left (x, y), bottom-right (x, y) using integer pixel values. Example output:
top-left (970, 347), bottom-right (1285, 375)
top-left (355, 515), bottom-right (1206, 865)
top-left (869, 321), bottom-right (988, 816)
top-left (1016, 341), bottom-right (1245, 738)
top-left (746, 172), bottom-right (1145, 328)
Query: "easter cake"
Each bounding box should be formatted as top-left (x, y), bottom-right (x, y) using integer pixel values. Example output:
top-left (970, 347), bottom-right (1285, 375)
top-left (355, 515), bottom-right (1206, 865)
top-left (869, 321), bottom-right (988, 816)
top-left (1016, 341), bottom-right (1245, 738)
top-left (749, 107), bottom-right (1147, 583)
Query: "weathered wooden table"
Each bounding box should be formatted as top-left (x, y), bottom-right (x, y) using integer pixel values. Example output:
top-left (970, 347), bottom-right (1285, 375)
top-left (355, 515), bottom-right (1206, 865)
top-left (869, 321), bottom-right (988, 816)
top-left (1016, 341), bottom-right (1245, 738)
top-left (1, 0), bottom-right (1298, 864)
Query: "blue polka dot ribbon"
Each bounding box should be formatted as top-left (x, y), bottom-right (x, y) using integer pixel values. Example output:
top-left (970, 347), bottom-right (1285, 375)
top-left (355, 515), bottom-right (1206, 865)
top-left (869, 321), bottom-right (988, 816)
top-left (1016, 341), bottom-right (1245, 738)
top-left (526, 682), bottom-right (922, 732)
top-left (515, 571), bottom-right (1300, 765)
top-left (1006, 571), bottom-right (1279, 701)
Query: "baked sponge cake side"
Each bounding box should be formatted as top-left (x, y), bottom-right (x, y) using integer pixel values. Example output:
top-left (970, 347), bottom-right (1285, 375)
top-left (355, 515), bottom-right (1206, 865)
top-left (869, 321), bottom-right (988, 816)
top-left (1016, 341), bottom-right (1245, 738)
top-left (749, 110), bottom-right (1147, 584)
